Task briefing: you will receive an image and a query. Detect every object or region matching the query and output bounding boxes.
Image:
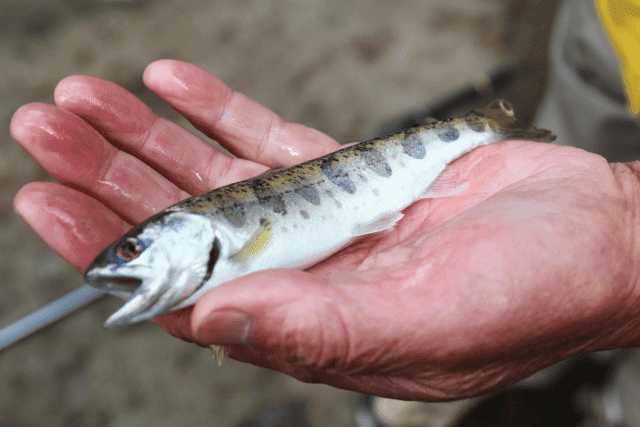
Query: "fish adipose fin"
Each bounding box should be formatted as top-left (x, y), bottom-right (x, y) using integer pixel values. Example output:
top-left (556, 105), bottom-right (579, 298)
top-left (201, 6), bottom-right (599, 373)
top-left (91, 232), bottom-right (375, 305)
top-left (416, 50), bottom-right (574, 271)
top-left (469, 99), bottom-right (557, 143)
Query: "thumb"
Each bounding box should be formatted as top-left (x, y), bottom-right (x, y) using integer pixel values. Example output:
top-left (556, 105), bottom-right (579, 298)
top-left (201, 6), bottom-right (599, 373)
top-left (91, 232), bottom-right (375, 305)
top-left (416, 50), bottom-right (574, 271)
top-left (190, 269), bottom-right (358, 367)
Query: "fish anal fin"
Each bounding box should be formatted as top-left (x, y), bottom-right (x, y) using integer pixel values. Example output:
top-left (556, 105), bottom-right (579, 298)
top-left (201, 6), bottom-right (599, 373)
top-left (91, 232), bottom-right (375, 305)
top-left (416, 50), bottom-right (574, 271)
top-left (231, 220), bottom-right (274, 264)
top-left (420, 167), bottom-right (470, 199)
top-left (352, 212), bottom-right (404, 237)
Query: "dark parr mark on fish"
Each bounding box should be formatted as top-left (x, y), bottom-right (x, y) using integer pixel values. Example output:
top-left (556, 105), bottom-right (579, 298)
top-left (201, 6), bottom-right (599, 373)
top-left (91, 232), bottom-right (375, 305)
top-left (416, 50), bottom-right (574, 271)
top-left (221, 203), bottom-right (246, 228)
top-left (294, 186), bottom-right (321, 205)
top-left (435, 125), bottom-right (460, 142)
top-left (362, 148), bottom-right (392, 177)
top-left (260, 194), bottom-right (287, 215)
top-left (248, 181), bottom-right (287, 215)
top-left (401, 134), bottom-right (426, 159)
top-left (300, 210), bottom-right (310, 219)
top-left (320, 158), bottom-right (356, 194)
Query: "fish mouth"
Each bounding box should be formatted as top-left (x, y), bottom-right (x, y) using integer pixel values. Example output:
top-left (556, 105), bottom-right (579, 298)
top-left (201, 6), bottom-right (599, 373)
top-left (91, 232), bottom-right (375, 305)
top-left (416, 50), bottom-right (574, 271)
top-left (85, 274), bottom-right (143, 300)
top-left (84, 246), bottom-right (213, 329)
top-left (85, 269), bottom-right (166, 329)
top-left (85, 268), bottom-right (180, 330)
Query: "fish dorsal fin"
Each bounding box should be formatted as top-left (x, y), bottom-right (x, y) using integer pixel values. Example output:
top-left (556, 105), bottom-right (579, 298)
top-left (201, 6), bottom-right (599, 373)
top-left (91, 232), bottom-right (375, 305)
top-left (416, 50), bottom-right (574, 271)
top-left (231, 219), bottom-right (274, 265)
top-left (415, 116), bottom-right (438, 127)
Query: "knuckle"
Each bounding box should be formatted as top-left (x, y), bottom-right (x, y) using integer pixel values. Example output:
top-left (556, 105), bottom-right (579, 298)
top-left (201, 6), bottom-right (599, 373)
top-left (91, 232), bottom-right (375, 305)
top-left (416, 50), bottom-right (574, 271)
top-left (270, 297), bottom-right (355, 372)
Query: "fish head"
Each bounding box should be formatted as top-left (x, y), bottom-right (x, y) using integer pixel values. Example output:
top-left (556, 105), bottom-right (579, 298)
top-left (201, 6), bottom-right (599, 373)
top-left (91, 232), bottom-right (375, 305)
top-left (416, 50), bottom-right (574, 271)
top-left (84, 211), bottom-right (221, 329)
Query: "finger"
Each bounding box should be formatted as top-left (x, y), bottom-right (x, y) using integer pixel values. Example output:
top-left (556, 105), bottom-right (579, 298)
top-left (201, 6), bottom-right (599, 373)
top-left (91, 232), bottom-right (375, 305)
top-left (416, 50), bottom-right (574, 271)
top-left (152, 307), bottom-right (196, 343)
top-left (10, 103), bottom-right (188, 224)
top-left (143, 60), bottom-right (341, 168)
top-left (189, 270), bottom-right (408, 373)
top-left (190, 271), bottom-right (339, 358)
top-left (13, 182), bottom-right (130, 271)
top-left (54, 75), bottom-right (269, 195)
top-left (187, 269), bottom-right (423, 398)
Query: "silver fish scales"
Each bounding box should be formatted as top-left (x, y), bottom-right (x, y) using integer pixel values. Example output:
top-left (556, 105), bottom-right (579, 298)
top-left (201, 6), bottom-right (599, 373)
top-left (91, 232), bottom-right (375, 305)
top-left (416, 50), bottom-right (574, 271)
top-left (84, 100), bottom-right (556, 329)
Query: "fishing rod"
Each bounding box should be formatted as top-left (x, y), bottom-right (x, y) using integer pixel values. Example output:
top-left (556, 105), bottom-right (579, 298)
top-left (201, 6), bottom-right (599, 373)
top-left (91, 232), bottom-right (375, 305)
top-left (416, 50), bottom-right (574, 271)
top-left (0, 285), bottom-right (104, 351)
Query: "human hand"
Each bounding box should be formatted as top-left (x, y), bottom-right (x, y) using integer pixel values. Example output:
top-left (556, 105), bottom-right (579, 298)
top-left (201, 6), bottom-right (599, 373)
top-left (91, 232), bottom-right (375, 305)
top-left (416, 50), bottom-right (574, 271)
top-left (12, 60), bottom-right (640, 401)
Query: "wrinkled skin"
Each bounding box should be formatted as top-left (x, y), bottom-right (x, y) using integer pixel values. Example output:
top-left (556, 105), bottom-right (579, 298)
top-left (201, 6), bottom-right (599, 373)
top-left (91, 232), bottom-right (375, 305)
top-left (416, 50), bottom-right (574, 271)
top-left (11, 60), bottom-right (640, 401)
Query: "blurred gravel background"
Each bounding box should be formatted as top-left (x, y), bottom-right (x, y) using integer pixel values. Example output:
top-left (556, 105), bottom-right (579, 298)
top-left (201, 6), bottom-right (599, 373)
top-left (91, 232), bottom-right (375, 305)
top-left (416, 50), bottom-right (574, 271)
top-left (0, 1), bottom-right (558, 426)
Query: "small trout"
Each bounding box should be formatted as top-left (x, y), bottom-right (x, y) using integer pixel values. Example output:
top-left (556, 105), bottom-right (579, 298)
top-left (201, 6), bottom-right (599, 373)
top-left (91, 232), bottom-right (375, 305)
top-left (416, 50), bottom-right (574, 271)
top-left (85, 100), bottom-right (555, 329)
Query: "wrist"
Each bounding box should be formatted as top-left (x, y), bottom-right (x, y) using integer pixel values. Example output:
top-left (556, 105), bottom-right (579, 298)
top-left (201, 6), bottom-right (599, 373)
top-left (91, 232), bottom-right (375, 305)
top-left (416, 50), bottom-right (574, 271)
top-left (597, 161), bottom-right (640, 350)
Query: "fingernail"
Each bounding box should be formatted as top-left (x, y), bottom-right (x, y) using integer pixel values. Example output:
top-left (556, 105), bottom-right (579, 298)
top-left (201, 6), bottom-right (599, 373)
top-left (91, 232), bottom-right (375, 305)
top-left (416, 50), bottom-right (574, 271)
top-left (144, 61), bottom-right (184, 95)
top-left (196, 310), bottom-right (251, 345)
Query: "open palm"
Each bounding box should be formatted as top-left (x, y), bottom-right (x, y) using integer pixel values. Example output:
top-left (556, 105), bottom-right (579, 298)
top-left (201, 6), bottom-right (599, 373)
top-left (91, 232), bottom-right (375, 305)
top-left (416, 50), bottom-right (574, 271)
top-left (12, 60), bottom-right (640, 401)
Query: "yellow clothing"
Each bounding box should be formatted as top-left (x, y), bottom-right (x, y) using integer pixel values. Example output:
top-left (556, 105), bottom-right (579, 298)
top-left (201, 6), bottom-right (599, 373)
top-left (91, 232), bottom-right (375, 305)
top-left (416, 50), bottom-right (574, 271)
top-left (596, 0), bottom-right (640, 116)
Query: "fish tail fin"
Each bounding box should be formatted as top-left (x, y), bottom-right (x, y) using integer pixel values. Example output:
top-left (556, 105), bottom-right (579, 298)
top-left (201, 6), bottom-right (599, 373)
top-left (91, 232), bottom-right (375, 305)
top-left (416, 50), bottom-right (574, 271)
top-left (500, 125), bottom-right (557, 143)
top-left (470, 99), bottom-right (557, 143)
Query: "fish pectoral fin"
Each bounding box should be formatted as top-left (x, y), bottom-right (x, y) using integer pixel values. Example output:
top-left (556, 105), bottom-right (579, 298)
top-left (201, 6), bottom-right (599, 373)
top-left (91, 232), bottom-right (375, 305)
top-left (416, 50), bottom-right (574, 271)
top-left (352, 211), bottom-right (404, 237)
top-left (419, 167), bottom-right (469, 199)
top-left (230, 220), bottom-right (274, 265)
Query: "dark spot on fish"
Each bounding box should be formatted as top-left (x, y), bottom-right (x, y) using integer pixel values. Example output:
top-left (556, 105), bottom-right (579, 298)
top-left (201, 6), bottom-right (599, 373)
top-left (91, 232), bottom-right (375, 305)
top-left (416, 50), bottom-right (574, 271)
top-left (357, 173), bottom-right (368, 182)
top-left (326, 190), bottom-right (334, 198)
top-left (464, 115), bottom-right (486, 132)
top-left (435, 125), bottom-right (460, 142)
top-left (321, 158), bottom-right (357, 194)
top-left (260, 194), bottom-right (287, 215)
top-left (335, 200), bottom-right (343, 209)
top-left (300, 210), bottom-right (310, 219)
top-left (259, 217), bottom-right (267, 225)
top-left (362, 148), bottom-right (392, 177)
top-left (248, 181), bottom-right (287, 215)
top-left (401, 134), bottom-right (426, 159)
top-left (221, 203), bottom-right (246, 228)
top-left (294, 186), bottom-right (321, 205)
top-left (372, 188), bottom-right (380, 196)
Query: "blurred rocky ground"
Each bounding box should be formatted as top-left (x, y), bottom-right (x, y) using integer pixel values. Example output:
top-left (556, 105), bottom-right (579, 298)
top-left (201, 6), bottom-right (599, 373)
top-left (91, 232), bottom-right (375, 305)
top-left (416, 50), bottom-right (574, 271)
top-left (0, 1), bottom-right (557, 426)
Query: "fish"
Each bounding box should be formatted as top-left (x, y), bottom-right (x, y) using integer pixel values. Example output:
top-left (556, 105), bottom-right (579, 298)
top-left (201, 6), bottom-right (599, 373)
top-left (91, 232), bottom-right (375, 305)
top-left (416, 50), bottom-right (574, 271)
top-left (84, 99), bottom-right (556, 329)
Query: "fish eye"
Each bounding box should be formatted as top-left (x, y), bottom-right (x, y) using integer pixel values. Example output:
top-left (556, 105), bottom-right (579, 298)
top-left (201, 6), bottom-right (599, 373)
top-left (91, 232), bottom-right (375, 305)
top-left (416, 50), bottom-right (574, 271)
top-left (117, 238), bottom-right (141, 261)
